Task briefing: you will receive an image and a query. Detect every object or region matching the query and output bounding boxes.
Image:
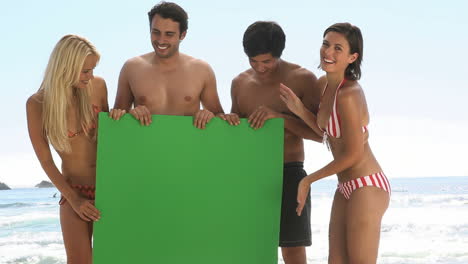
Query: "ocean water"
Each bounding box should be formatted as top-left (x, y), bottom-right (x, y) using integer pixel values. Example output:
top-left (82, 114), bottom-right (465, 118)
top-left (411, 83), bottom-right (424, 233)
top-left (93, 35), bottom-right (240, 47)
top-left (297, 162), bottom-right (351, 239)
top-left (1, 177), bottom-right (467, 264)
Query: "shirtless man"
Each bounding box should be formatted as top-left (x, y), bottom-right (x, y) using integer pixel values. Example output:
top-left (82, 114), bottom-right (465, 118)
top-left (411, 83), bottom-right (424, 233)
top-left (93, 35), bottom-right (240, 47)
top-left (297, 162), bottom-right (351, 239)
top-left (224, 22), bottom-right (322, 264)
top-left (112, 2), bottom-right (224, 126)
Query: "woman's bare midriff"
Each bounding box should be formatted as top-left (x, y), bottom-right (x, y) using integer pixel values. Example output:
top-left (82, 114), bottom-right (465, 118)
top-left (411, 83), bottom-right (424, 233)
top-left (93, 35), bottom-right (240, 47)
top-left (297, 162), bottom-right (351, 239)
top-left (58, 135), bottom-right (97, 186)
top-left (329, 139), bottom-right (382, 182)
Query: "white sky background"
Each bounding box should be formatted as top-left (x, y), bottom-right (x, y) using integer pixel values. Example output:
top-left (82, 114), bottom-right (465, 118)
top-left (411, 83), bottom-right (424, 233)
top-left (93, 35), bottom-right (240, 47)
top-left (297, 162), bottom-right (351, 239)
top-left (1, 0), bottom-right (467, 187)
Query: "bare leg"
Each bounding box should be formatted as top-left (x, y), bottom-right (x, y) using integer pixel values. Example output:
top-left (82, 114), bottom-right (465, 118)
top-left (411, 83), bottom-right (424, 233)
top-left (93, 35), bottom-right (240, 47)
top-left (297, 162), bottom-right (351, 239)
top-left (346, 187), bottom-right (389, 264)
top-left (281, 246), bottom-right (307, 264)
top-left (328, 190), bottom-right (348, 264)
top-left (60, 201), bottom-right (93, 264)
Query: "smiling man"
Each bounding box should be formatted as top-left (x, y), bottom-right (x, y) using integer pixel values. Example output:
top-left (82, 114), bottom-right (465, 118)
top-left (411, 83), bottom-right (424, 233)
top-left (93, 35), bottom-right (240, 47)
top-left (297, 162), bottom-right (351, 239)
top-left (224, 21), bottom-right (322, 264)
top-left (113, 1), bottom-right (224, 128)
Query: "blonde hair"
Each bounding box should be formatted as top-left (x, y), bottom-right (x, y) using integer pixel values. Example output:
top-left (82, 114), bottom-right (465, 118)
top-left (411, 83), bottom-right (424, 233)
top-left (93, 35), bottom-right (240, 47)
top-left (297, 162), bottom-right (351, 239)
top-left (39, 34), bottom-right (100, 153)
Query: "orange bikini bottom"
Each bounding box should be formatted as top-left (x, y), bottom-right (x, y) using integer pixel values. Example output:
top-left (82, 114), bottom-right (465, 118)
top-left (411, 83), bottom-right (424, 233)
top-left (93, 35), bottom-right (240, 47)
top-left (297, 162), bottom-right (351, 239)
top-left (59, 184), bottom-right (96, 205)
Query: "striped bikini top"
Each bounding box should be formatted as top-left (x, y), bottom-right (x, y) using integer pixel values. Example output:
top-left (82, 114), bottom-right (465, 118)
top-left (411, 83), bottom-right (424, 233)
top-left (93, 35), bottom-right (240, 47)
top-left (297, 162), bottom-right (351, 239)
top-left (318, 79), bottom-right (367, 141)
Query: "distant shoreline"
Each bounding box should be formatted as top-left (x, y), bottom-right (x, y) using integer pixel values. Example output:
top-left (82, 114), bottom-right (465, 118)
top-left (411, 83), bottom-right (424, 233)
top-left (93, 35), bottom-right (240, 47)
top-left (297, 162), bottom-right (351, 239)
top-left (1, 180), bottom-right (55, 190)
top-left (2, 176), bottom-right (467, 189)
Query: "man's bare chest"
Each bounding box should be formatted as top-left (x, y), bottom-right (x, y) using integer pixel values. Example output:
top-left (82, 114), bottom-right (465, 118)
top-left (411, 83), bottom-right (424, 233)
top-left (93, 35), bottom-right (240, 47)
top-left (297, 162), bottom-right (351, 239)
top-left (236, 86), bottom-right (289, 115)
top-left (129, 70), bottom-right (203, 103)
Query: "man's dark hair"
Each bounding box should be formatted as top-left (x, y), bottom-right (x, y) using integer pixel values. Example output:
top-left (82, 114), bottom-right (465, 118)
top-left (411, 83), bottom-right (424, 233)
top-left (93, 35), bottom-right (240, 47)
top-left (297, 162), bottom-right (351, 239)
top-left (243, 21), bottom-right (286, 58)
top-left (148, 1), bottom-right (188, 34)
top-left (323, 23), bottom-right (363, 80)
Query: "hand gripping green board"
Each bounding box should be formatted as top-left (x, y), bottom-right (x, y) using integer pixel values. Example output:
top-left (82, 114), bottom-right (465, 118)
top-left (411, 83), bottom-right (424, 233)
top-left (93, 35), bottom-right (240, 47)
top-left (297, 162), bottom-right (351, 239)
top-left (94, 114), bottom-right (284, 264)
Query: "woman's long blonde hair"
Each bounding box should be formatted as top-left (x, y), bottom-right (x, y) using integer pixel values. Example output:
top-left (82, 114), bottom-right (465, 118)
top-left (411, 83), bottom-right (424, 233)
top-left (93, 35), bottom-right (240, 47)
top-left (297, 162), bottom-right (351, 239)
top-left (39, 34), bottom-right (100, 153)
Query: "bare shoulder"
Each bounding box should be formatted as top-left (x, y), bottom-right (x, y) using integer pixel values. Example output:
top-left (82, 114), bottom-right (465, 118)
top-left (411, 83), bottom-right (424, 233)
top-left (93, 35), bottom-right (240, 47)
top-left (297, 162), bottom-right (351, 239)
top-left (184, 54), bottom-right (207, 65)
top-left (92, 76), bottom-right (106, 90)
top-left (182, 54), bottom-right (213, 73)
top-left (288, 63), bottom-right (317, 82)
top-left (26, 92), bottom-right (44, 113)
top-left (231, 69), bottom-right (253, 89)
top-left (338, 80), bottom-right (364, 102)
top-left (123, 52), bottom-right (153, 69)
top-left (91, 75), bottom-right (107, 97)
top-left (283, 62), bottom-right (317, 92)
top-left (233, 69), bottom-right (252, 83)
top-left (92, 75), bottom-right (106, 88)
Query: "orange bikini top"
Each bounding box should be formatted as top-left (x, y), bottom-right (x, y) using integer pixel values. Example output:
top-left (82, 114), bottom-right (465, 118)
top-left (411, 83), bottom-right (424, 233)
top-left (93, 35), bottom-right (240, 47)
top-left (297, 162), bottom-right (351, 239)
top-left (67, 104), bottom-right (101, 138)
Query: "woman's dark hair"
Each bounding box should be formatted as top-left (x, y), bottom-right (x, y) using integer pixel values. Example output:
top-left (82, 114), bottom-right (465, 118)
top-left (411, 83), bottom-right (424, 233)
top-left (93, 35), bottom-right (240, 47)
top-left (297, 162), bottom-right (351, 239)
top-left (243, 21), bottom-right (285, 58)
top-left (148, 1), bottom-right (188, 35)
top-left (324, 23), bottom-right (363, 80)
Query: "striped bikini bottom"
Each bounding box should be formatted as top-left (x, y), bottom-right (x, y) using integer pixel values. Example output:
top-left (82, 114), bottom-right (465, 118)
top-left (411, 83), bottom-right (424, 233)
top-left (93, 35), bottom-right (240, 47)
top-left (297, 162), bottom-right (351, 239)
top-left (337, 172), bottom-right (391, 200)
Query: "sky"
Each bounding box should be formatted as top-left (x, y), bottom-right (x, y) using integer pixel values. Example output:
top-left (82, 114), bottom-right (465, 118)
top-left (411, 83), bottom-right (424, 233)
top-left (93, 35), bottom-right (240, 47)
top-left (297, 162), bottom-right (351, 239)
top-left (1, 0), bottom-right (467, 187)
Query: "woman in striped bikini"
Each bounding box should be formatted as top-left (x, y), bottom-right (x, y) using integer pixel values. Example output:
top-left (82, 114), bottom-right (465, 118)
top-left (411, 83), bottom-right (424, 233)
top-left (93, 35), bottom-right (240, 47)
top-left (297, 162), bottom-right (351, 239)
top-left (280, 23), bottom-right (390, 263)
top-left (26, 34), bottom-right (123, 263)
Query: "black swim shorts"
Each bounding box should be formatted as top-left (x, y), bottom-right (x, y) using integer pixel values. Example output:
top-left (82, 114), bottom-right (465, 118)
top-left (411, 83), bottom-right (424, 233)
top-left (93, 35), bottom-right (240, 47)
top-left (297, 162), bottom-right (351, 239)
top-left (279, 162), bottom-right (312, 247)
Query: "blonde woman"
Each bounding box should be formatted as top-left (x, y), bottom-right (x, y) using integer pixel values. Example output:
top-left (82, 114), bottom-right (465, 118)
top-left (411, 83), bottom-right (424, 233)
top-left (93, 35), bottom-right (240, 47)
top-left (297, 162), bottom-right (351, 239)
top-left (280, 23), bottom-right (390, 263)
top-left (26, 34), bottom-right (121, 263)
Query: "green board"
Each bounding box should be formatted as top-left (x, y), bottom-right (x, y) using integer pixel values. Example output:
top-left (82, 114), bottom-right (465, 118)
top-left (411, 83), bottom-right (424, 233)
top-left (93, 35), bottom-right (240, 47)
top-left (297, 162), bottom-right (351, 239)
top-left (94, 114), bottom-right (284, 264)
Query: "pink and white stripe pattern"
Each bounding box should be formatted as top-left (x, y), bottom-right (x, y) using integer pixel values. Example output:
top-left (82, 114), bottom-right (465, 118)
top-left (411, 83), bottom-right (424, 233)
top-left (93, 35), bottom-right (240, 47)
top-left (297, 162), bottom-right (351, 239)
top-left (337, 172), bottom-right (391, 200)
top-left (324, 79), bottom-right (344, 138)
top-left (319, 79), bottom-right (368, 141)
